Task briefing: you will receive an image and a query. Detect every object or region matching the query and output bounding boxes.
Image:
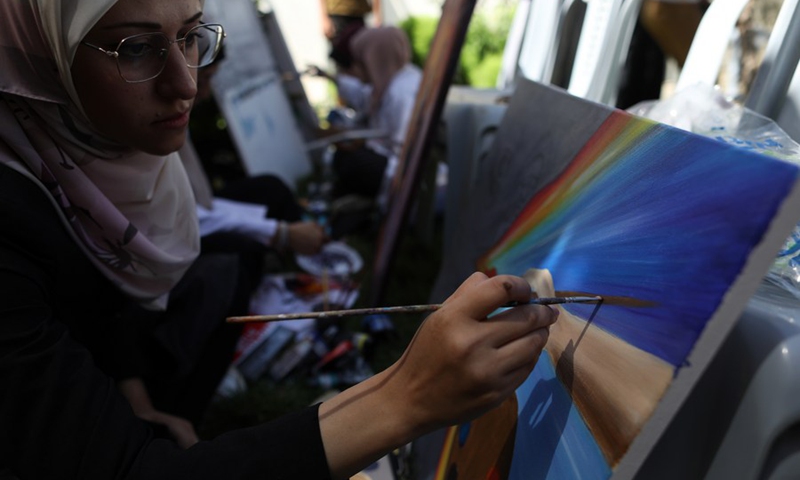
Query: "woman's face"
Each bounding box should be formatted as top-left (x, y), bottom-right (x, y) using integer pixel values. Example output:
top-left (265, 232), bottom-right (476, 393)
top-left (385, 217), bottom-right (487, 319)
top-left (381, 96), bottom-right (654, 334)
top-left (71, 0), bottom-right (203, 156)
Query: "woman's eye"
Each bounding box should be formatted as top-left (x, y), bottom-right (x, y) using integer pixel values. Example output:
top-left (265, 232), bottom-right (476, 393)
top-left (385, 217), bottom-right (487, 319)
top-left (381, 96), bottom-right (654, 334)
top-left (118, 41), bottom-right (157, 58)
top-left (183, 31), bottom-right (200, 48)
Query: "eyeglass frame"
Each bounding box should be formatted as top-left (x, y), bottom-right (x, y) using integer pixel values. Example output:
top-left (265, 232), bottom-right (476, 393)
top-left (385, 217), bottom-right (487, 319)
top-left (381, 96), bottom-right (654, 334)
top-left (80, 23), bottom-right (226, 84)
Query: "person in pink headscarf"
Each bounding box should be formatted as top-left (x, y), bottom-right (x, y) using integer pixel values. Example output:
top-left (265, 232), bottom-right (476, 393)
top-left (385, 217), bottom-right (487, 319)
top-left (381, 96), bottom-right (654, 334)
top-left (0, 1), bottom-right (556, 478)
top-left (313, 26), bottom-right (422, 209)
top-left (0, 0), bottom-right (247, 462)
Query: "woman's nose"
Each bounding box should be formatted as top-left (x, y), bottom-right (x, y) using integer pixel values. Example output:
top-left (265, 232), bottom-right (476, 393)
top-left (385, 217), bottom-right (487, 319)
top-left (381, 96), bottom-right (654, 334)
top-left (156, 43), bottom-right (198, 100)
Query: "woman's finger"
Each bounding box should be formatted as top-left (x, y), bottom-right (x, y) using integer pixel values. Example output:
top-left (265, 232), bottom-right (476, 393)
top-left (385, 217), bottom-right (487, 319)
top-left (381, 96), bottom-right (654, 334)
top-left (481, 304), bottom-right (558, 348)
top-left (491, 326), bottom-right (552, 375)
top-left (445, 271), bottom-right (488, 303)
top-left (445, 273), bottom-right (532, 320)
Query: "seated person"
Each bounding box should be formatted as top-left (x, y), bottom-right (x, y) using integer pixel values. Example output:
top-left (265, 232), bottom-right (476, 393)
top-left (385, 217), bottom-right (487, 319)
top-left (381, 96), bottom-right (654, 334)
top-left (189, 46), bottom-right (325, 254)
top-left (311, 26), bottom-right (422, 209)
top-left (180, 47), bottom-right (327, 287)
top-left (639, 0), bottom-right (705, 68)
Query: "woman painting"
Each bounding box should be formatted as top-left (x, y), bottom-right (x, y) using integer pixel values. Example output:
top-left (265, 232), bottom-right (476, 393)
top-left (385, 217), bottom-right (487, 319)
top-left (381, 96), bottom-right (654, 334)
top-left (0, 1), bottom-right (556, 478)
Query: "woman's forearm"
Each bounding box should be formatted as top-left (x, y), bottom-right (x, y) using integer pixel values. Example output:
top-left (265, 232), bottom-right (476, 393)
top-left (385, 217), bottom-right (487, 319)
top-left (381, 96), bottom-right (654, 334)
top-left (318, 366), bottom-right (420, 479)
top-left (318, 273), bottom-right (558, 479)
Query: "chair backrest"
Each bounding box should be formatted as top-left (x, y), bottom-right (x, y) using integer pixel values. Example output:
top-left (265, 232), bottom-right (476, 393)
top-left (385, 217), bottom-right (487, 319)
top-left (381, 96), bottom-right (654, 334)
top-left (566, 0), bottom-right (643, 105)
top-left (499, 0), bottom-right (587, 89)
top-left (675, 0), bottom-right (755, 93)
top-left (675, 0), bottom-right (800, 140)
top-left (496, 0), bottom-right (531, 90)
top-left (519, 0), bottom-right (570, 84)
top-left (744, 0), bottom-right (800, 124)
top-left (503, 0), bottom-right (643, 105)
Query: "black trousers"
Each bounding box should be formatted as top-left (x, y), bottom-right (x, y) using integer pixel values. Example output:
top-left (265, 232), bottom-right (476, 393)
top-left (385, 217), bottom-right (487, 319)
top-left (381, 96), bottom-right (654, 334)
top-left (126, 254), bottom-right (248, 427)
top-left (332, 146), bottom-right (389, 199)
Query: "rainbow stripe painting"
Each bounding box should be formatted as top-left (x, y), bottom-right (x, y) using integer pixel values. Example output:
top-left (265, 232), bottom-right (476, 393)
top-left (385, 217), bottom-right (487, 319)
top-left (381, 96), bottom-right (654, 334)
top-left (425, 79), bottom-right (800, 480)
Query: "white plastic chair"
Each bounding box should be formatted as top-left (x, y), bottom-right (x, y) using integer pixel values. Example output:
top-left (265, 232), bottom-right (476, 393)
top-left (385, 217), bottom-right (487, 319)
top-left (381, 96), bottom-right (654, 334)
top-left (745, 0), bottom-right (800, 136)
top-left (566, 0), bottom-right (644, 105)
top-left (675, 0), bottom-right (758, 93)
top-left (505, 0), bottom-right (587, 88)
top-left (674, 0), bottom-right (800, 140)
top-left (496, 0), bottom-right (531, 90)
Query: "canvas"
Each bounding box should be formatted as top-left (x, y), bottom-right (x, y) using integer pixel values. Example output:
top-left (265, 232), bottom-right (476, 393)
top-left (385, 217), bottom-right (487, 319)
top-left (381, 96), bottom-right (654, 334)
top-left (425, 79), bottom-right (800, 479)
top-left (203, 0), bottom-right (312, 188)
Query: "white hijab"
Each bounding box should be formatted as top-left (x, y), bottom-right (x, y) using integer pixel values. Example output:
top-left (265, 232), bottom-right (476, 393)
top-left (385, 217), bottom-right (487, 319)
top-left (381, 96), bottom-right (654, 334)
top-left (0, 0), bottom-right (201, 309)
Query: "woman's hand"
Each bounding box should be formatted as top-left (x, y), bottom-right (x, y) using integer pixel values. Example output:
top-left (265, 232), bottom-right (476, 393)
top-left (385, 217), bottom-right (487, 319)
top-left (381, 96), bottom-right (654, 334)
top-left (317, 272), bottom-right (557, 479)
top-left (388, 272), bottom-right (557, 430)
top-left (287, 221), bottom-right (326, 255)
top-left (118, 377), bottom-right (199, 449)
top-left (136, 410), bottom-right (199, 449)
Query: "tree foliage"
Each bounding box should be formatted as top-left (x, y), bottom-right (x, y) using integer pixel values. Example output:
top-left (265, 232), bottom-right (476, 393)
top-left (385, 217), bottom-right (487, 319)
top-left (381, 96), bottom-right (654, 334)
top-left (399, 4), bottom-right (515, 88)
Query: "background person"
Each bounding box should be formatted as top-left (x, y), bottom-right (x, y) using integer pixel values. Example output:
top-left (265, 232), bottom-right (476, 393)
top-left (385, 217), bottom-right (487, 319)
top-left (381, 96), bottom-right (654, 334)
top-left (180, 48), bottom-right (327, 290)
top-left (320, 0), bottom-right (382, 43)
top-left (313, 26), bottom-right (422, 208)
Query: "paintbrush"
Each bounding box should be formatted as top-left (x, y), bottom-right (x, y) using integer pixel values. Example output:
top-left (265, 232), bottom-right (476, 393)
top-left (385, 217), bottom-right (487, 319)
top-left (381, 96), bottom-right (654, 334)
top-left (226, 295), bottom-right (603, 324)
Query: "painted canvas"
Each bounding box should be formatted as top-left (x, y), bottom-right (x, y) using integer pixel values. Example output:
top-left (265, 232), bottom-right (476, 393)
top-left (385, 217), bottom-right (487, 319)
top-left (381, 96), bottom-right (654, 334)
top-left (203, 0), bottom-right (312, 187)
top-left (424, 79), bottom-right (800, 479)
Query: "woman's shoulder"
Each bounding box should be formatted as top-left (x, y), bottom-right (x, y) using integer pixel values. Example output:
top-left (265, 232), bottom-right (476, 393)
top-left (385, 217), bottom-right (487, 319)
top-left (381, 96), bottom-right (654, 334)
top-left (381, 65), bottom-right (421, 111)
top-left (0, 164), bottom-right (91, 281)
top-left (0, 164), bottom-right (123, 316)
top-left (0, 164), bottom-right (67, 241)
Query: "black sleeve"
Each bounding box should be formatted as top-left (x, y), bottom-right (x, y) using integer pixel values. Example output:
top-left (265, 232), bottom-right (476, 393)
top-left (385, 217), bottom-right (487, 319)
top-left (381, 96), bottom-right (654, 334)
top-left (0, 241), bottom-right (332, 480)
top-left (0, 165), bottom-right (142, 383)
top-left (0, 167), bottom-right (332, 479)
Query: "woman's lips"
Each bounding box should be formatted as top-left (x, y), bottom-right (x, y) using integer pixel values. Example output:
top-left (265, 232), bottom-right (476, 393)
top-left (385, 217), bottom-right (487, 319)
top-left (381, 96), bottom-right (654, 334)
top-left (154, 110), bottom-right (190, 128)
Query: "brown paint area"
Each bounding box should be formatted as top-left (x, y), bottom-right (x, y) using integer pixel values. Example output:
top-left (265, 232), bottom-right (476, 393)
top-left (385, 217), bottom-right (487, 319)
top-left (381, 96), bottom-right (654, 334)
top-left (443, 395), bottom-right (518, 480)
top-left (553, 291), bottom-right (659, 308)
top-left (525, 269), bottom-right (673, 467)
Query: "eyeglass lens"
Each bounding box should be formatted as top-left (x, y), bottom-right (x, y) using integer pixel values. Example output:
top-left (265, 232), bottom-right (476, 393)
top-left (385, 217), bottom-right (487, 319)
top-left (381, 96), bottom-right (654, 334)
top-left (116, 23), bottom-right (224, 83)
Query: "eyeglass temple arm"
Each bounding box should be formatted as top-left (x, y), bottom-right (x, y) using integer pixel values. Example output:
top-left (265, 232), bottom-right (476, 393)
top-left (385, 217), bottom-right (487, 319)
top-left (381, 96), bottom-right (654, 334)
top-left (82, 42), bottom-right (119, 59)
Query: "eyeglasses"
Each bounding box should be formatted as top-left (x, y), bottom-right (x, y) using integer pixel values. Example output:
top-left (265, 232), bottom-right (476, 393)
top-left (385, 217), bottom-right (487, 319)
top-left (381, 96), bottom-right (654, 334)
top-left (81, 23), bottom-right (226, 83)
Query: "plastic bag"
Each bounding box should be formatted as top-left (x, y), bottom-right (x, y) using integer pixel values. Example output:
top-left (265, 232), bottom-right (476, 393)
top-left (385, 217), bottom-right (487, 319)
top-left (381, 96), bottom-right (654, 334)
top-left (628, 83), bottom-right (800, 299)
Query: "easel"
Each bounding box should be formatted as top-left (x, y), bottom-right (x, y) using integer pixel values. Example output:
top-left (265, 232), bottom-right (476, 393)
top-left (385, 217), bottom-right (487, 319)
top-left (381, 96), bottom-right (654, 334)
top-left (256, 6), bottom-right (321, 143)
top-left (368, 0), bottom-right (479, 306)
